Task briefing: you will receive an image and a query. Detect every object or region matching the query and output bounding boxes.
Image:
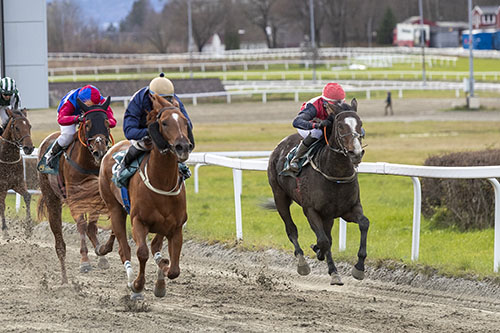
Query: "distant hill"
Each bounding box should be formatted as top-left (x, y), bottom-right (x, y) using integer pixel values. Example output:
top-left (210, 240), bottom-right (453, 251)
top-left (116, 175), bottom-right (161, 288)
top-left (46, 0), bottom-right (166, 29)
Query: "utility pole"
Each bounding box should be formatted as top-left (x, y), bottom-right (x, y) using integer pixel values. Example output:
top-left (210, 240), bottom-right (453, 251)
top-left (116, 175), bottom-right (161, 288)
top-left (418, 0), bottom-right (426, 86)
top-left (309, 0), bottom-right (316, 82)
top-left (468, 0), bottom-right (474, 97)
top-left (188, 0), bottom-right (193, 79)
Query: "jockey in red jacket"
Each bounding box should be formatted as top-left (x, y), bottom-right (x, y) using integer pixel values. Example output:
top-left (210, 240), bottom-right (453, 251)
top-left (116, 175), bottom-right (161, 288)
top-left (288, 82), bottom-right (346, 172)
top-left (44, 85), bottom-right (117, 168)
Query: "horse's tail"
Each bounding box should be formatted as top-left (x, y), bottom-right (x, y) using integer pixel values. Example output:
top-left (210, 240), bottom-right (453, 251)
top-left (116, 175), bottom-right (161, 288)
top-left (37, 193), bottom-right (49, 221)
top-left (259, 198), bottom-right (277, 211)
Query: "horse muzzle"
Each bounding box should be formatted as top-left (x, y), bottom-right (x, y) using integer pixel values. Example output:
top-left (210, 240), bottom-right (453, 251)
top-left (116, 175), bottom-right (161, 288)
top-left (23, 145), bottom-right (34, 156)
top-left (348, 149), bottom-right (364, 166)
top-left (174, 141), bottom-right (191, 162)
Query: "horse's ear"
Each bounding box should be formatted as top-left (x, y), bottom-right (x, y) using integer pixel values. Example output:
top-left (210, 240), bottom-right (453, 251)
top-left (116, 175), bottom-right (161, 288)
top-left (21, 108), bottom-right (28, 116)
top-left (5, 108), bottom-right (13, 118)
top-left (350, 98), bottom-right (358, 111)
top-left (101, 96), bottom-right (111, 110)
top-left (150, 93), bottom-right (162, 110)
top-left (77, 98), bottom-right (89, 112)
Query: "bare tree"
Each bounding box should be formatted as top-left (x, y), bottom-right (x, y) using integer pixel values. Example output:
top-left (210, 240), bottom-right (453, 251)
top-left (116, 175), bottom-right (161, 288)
top-left (47, 0), bottom-right (84, 51)
top-left (244, 0), bottom-right (288, 48)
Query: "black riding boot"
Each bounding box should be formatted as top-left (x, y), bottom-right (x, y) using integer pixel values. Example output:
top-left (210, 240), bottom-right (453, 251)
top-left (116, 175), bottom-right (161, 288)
top-left (117, 145), bottom-right (142, 177)
top-left (46, 142), bottom-right (64, 169)
top-left (289, 135), bottom-right (317, 172)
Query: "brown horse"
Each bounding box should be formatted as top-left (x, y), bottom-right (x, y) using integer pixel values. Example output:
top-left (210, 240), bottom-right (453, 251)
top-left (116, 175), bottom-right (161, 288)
top-left (0, 108), bottom-right (34, 232)
top-left (37, 97), bottom-right (113, 284)
top-left (97, 94), bottom-right (192, 300)
top-left (266, 99), bottom-right (369, 285)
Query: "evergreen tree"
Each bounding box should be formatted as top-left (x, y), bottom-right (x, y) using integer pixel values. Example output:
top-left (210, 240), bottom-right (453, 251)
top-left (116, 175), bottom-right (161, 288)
top-left (376, 7), bottom-right (397, 45)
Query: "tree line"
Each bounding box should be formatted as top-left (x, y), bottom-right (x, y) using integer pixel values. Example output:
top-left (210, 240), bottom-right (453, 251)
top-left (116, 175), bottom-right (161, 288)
top-left (47, 0), bottom-right (500, 53)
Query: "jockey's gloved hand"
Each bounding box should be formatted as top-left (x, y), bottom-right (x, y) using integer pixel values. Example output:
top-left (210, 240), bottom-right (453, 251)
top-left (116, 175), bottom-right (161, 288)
top-left (77, 114), bottom-right (85, 122)
top-left (318, 119), bottom-right (331, 129)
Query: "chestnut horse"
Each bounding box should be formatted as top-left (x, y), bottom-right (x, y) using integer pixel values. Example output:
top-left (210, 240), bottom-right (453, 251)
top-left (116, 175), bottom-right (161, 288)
top-left (97, 94), bottom-right (193, 300)
top-left (266, 99), bottom-right (370, 285)
top-left (37, 97), bottom-right (113, 284)
top-left (0, 108), bottom-right (34, 232)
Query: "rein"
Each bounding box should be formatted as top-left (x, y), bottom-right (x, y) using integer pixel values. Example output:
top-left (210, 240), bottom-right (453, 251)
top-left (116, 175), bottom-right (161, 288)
top-left (63, 140), bottom-right (100, 176)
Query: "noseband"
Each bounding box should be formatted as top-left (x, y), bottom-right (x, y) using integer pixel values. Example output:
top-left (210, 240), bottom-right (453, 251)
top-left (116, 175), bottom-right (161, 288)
top-left (324, 111), bottom-right (364, 156)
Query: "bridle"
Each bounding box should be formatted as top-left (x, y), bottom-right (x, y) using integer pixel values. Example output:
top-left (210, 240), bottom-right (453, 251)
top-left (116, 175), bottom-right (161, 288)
top-left (77, 109), bottom-right (114, 154)
top-left (148, 106), bottom-right (180, 155)
top-left (323, 111), bottom-right (365, 156)
top-left (0, 112), bottom-right (31, 149)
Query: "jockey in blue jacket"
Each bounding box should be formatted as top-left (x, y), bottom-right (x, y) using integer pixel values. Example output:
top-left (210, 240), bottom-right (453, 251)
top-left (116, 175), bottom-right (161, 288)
top-left (117, 73), bottom-right (194, 176)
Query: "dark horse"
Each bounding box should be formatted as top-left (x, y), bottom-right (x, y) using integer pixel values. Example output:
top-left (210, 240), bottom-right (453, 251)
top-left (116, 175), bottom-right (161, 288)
top-left (267, 98), bottom-right (369, 285)
top-left (97, 94), bottom-right (193, 300)
top-left (0, 108), bottom-right (34, 232)
top-left (37, 97), bottom-right (113, 284)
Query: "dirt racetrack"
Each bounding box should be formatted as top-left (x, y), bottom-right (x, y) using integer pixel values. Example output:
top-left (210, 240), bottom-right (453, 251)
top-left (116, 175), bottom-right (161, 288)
top-left (0, 220), bottom-right (499, 332)
top-left (2, 97), bottom-right (500, 332)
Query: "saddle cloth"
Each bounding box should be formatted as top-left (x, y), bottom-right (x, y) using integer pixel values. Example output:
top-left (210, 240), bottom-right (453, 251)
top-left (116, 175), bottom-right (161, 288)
top-left (280, 140), bottom-right (323, 177)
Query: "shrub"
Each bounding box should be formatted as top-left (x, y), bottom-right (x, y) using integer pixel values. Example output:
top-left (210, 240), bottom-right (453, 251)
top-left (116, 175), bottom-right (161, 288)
top-left (421, 149), bottom-right (500, 231)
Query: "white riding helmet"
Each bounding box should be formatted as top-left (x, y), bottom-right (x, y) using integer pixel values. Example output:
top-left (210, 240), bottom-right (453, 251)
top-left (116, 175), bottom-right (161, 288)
top-left (149, 73), bottom-right (174, 97)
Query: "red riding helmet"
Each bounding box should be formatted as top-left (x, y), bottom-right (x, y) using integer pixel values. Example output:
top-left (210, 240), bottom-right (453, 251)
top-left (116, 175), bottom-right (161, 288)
top-left (322, 82), bottom-right (345, 102)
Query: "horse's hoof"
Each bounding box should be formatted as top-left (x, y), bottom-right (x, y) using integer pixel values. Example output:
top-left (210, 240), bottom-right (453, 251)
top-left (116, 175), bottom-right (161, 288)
top-left (352, 266), bottom-right (365, 280)
top-left (80, 262), bottom-right (92, 273)
top-left (297, 255), bottom-right (311, 276)
top-left (97, 257), bottom-right (110, 270)
top-left (330, 273), bottom-right (344, 286)
top-left (130, 292), bottom-right (144, 301)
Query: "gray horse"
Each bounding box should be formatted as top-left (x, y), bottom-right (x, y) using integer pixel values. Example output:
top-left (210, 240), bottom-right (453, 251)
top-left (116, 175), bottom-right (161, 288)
top-left (266, 99), bottom-right (369, 285)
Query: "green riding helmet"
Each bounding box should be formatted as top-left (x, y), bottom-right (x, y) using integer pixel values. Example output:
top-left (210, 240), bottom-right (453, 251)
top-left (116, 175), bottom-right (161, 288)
top-left (0, 77), bottom-right (18, 96)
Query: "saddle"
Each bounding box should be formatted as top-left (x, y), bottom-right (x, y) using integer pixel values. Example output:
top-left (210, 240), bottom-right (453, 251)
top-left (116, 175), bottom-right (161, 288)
top-left (280, 140), bottom-right (324, 177)
top-left (111, 151), bottom-right (191, 214)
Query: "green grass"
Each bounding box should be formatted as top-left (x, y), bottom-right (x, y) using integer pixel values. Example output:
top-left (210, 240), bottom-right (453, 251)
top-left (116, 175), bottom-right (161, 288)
top-left (9, 118), bottom-right (500, 279)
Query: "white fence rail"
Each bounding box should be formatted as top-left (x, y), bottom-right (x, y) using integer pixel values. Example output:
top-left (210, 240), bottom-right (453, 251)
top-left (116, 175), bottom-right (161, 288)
top-left (187, 152), bottom-right (500, 273)
top-left (111, 81), bottom-right (500, 107)
top-left (11, 150), bottom-right (500, 272)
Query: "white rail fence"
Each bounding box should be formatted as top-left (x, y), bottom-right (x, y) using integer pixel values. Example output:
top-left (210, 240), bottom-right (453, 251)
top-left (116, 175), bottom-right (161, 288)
top-left (112, 81), bottom-right (500, 107)
top-left (187, 152), bottom-right (500, 273)
top-left (11, 150), bottom-right (500, 272)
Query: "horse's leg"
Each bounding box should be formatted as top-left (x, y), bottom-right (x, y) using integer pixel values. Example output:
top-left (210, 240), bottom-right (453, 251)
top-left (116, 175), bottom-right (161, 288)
top-left (343, 207), bottom-right (370, 281)
top-left (151, 234), bottom-right (168, 297)
top-left (272, 189), bottom-right (310, 275)
top-left (86, 212), bottom-right (109, 269)
top-left (321, 218), bottom-right (343, 285)
top-left (71, 213), bottom-right (92, 273)
top-left (166, 226), bottom-right (183, 280)
top-left (44, 193), bottom-right (67, 284)
top-left (303, 207), bottom-right (330, 261)
top-left (0, 190), bottom-right (7, 231)
top-left (104, 204), bottom-right (134, 293)
top-left (13, 183), bottom-right (32, 237)
top-left (131, 217), bottom-right (149, 299)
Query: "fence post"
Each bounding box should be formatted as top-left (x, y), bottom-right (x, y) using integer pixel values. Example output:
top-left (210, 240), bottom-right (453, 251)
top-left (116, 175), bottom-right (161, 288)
top-left (233, 169), bottom-right (243, 240)
top-left (262, 92), bottom-right (267, 103)
top-left (339, 218), bottom-right (347, 252)
top-left (488, 178), bottom-right (500, 272)
top-left (411, 177), bottom-right (422, 261)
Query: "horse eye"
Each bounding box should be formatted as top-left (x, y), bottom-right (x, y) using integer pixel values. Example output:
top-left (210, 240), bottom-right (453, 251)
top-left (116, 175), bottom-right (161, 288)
top-left (162, 121), bottom-right (167, 126)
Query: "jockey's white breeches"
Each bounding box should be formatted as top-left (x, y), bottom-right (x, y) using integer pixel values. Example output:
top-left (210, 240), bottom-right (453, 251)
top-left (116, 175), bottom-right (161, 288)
top-left (297, 128), bottom-right (322, 139)
top-left (57, 124), bottom-right (77, 147)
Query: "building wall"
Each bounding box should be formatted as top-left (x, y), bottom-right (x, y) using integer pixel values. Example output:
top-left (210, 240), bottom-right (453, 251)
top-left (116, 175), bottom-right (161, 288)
top-left (2, 0), bottom-right (48, 109)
